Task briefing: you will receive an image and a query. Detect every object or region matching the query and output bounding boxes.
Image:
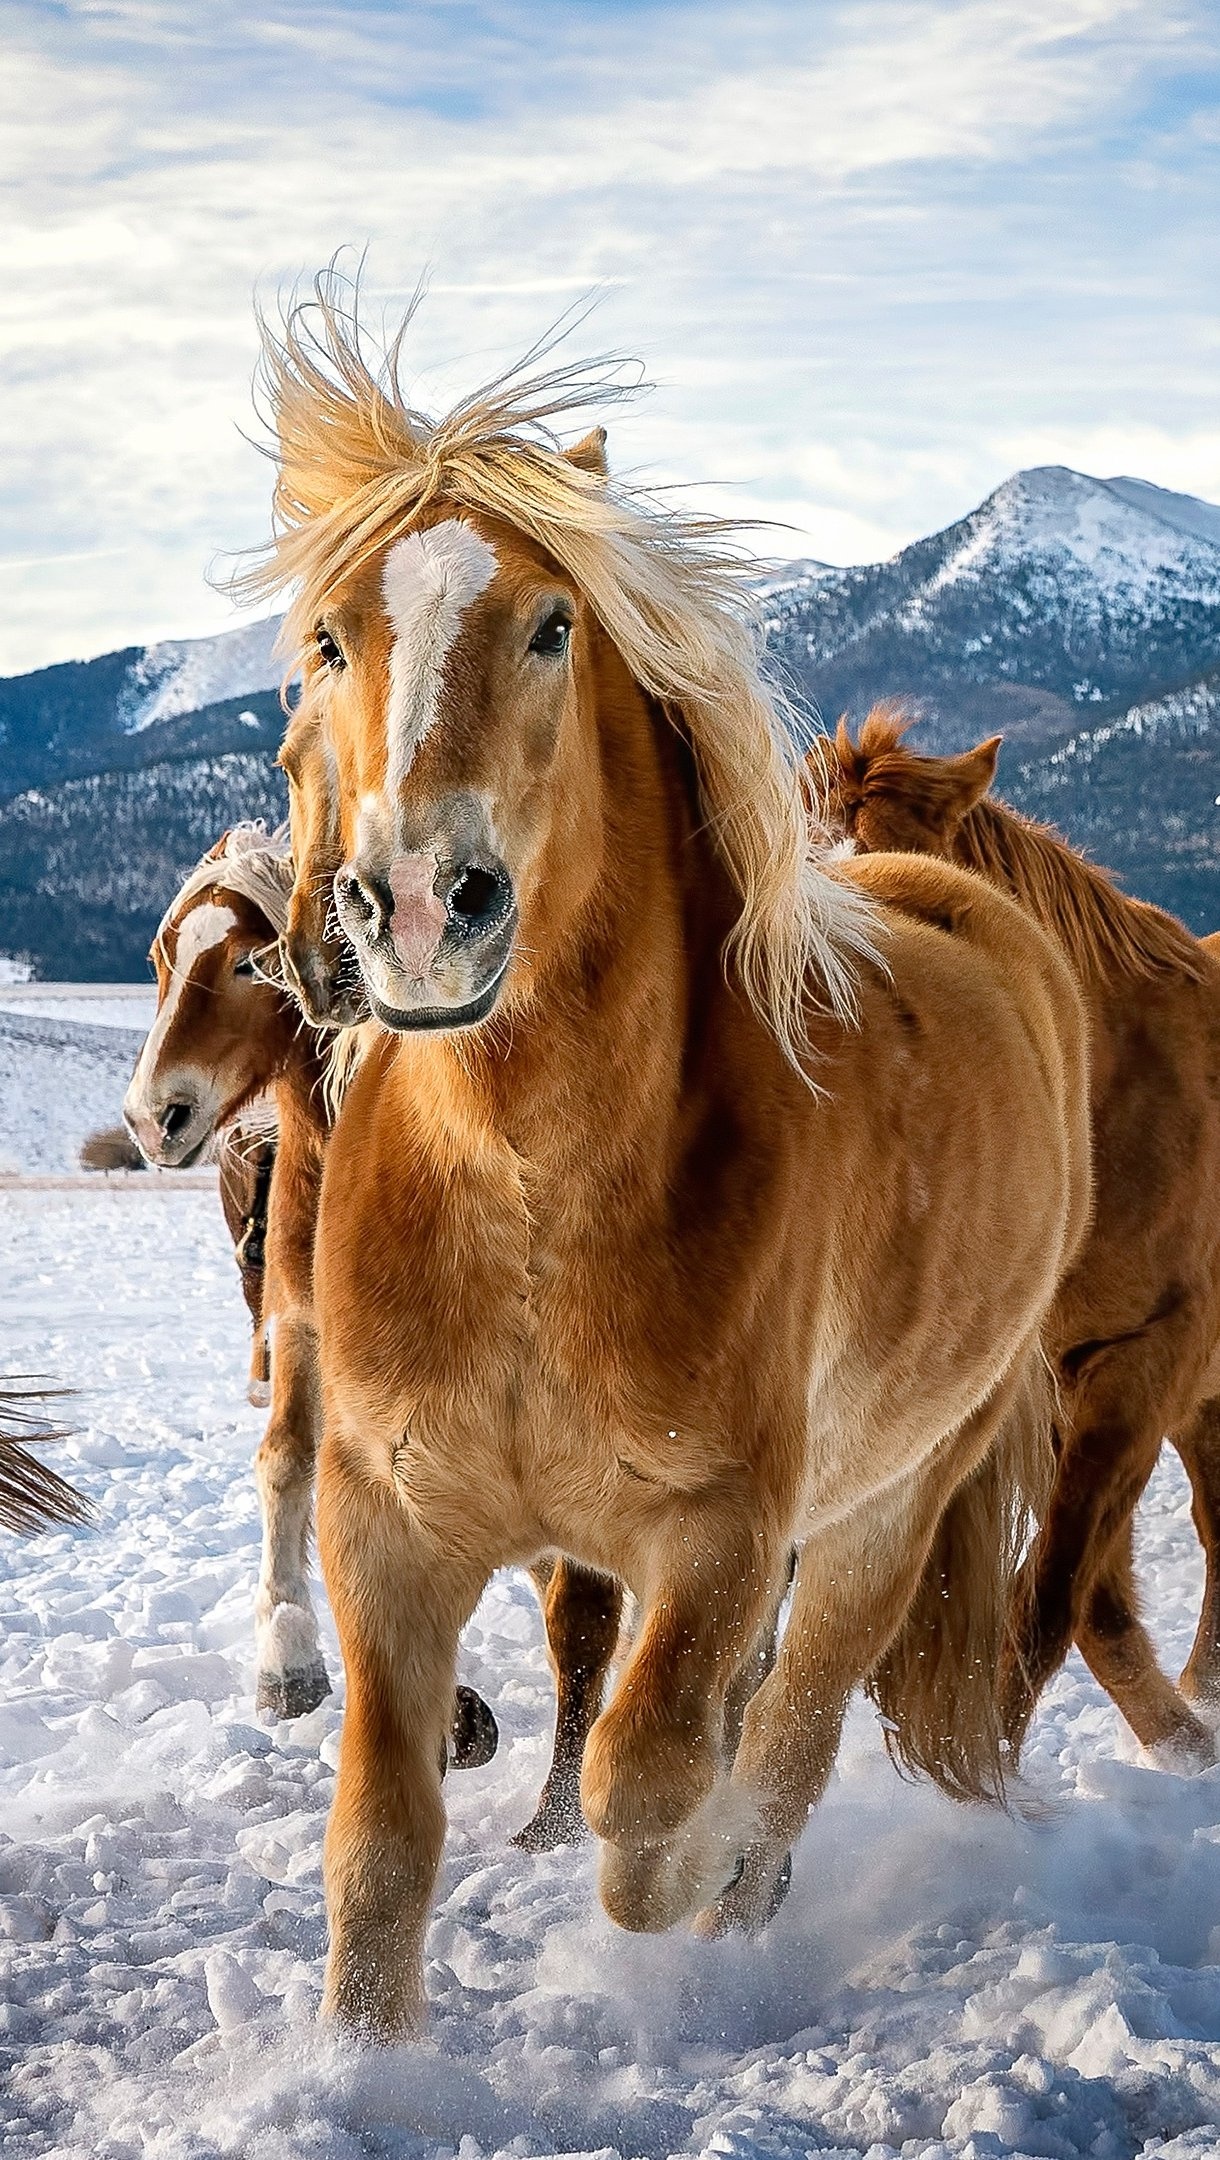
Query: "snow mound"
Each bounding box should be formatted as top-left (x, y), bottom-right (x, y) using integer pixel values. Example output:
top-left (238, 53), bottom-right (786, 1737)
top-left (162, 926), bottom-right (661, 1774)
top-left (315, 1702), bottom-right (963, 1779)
top-left (0, 1008), bottom-right (146, 1174)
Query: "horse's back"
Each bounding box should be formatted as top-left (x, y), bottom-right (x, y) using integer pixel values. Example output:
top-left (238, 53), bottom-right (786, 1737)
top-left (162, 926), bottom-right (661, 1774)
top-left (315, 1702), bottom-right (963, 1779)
top-left (838, 847), bottom-right (1090, 1146)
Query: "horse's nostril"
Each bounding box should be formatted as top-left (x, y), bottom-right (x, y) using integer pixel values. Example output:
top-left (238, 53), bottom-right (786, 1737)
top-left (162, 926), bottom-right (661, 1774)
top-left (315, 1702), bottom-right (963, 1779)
top-left (160, 1101), bottom-right (193, 1141)
top-left (448, 865), bottom-right (507, 931)
top-left (338, 872), bottom-right (370, 921)
top-left (338, 868), bottom-right (387, 934)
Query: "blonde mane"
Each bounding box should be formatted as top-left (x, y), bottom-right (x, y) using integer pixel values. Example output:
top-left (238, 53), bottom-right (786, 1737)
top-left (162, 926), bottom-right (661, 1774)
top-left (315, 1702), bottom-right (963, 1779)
top-left (158, 823), bottom-right (295, 946)
top-left (232, 272), bottom-right (879, 1060)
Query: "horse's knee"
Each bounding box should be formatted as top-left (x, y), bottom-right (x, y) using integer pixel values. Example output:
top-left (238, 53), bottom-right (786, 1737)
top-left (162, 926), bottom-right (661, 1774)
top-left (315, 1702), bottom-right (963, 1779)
top-left (256, 1418), bottom-right (315, 1493)
top-left (581, 1696), bottom-right (715, 1843)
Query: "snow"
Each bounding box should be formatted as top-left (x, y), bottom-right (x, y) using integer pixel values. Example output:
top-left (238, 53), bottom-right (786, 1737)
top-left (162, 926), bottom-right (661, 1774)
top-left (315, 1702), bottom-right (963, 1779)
top-left (0, 985), bottom-right (157, 1034)
top-left (1102, 479), bottom-right (1220, 556)
top-left (119, 618), bottom-right (284, 734)
top-left (1, 1182), bottom-right (1219, 2158)
top-left (0, 1008), bottom-right (148, 1175)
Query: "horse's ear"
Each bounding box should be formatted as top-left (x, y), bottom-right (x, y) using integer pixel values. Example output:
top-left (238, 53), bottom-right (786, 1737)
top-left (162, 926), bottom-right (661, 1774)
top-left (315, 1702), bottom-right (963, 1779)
top-left (202, 831), bottom-right (233, 862)
top-left (944, 735), bottom-right (1002, 813)
top-left (565, 427), bottom-right (608, 477)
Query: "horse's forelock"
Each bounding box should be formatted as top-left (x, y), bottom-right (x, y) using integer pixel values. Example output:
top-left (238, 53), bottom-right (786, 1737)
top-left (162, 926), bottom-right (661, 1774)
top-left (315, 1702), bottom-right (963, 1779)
top-left (160, 825), bottom-right (294, 949)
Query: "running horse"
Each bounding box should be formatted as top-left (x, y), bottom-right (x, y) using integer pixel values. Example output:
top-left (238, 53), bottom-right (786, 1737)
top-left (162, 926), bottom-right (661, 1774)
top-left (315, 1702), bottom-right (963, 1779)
top-left (819, 708), bottom-right (1220, 1762)
top-left (123, 828), bottom-right (623, 1829)
top-left (124, 826), bottom-right (351, 1719)
top-left (241, 281), bottom-right (1090, 2038)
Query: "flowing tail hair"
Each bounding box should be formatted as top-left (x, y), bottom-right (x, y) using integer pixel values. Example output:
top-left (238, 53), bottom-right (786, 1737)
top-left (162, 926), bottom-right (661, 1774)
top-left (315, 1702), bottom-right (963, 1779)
top-left (866, 1347), bottom-right (1054, 1804)
top-left (0, 1385), bottom-right (90, 1534)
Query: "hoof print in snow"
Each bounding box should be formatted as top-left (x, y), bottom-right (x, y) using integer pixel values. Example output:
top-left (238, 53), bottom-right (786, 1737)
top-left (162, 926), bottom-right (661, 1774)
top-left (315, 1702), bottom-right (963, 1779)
top-left (450, 1684), bottom-right (499, 1769)
top-left (256, 1660), bottom-right (332, 1719)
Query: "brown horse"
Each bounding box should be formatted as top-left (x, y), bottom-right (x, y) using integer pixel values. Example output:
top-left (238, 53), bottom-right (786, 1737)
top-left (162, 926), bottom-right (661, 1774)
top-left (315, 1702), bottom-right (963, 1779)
top-left (277, 703), bottom-right (628, 1848)
top-left (124, 825), bottom-right (340, 1719)
top-left (123, 828), bottom-right (627, 1827)
top-left (819, 708), bottom-right (1220, 1763)
top-left (237, 285), bottom-right (1090, 2038)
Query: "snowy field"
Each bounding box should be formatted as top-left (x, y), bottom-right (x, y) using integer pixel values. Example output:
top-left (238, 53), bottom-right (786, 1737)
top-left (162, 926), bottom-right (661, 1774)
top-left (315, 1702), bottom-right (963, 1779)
top-left (0, 1001), bottom-right (150, 1177)
top-left (2, 1182), bottom-right (1220, 2160)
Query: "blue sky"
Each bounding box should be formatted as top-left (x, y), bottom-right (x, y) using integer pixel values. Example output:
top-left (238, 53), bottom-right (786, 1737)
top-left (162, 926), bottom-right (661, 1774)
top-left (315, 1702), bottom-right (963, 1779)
top-left (1, 0), bottom-right (1217, 672)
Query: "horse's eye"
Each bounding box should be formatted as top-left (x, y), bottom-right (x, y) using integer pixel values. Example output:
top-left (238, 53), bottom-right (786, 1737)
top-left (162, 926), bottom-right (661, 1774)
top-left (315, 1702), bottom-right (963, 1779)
top-left (233, 954), bottom-right (258, 979)
top-left (315, 625), bottom-right (345, 672)
top-left (529, 610), bottom-right (572, 659)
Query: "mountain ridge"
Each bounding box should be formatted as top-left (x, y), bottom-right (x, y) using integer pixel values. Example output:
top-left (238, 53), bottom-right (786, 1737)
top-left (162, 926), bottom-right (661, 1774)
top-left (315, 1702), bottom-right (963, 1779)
top-left (1, 463), bottom-right (1218, 975)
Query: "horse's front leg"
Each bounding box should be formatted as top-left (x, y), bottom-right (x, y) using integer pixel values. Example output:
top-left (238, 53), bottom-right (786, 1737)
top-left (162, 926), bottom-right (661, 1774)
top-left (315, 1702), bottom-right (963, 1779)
top-left (318, 1436), bottom-right (489, 2039)
top-left (580, 1479), bottom-right (787, 1932)
top-left (254, 1311), bottom-right (330, 1718)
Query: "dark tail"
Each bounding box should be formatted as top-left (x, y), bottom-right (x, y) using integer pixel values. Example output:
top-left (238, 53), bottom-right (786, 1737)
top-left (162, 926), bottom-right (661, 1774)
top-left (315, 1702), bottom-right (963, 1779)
top-left (867, 1351), bottom-right (1053, 1803)
top-left (0, 1387), bottom-right (90, 1532)
top-left (80, 1126), bottom-right (146, 1172)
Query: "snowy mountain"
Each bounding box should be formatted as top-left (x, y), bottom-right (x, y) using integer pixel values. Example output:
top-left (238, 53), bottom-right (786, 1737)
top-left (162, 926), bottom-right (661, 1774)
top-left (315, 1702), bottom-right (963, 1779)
top-left (2, 467), bottom-right (1219, 977)
top-left (767, 466), bottom-right (1220, 741)
top-left (118, 616), bottom-right (284, 732)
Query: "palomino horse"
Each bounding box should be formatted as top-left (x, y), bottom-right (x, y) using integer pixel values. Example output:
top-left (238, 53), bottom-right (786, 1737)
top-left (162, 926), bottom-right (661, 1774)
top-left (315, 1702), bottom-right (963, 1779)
top-left (123, 829), bottom-right (621, 1829)
top-left (278, 706), bottom-right (627, 1850)
top-left (237, 285), bottom-right (1091, 2039)
top-left (819, 709), bottom-right (1220, 1763)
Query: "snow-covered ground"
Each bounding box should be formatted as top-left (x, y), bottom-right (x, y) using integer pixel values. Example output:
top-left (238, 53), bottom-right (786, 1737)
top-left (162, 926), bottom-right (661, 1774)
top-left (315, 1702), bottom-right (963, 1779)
top-left (2, 1183), bottom-right (1219, 2160)
top-left (0, 1008), bottom-right (149, 1176)
top-left (0, 985), bottom-right (157, 1034)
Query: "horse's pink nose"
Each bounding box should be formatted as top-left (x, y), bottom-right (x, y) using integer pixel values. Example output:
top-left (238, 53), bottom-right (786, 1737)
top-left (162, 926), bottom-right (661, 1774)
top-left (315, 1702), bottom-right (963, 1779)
top-left (387, 856), bottom-right (448, 976)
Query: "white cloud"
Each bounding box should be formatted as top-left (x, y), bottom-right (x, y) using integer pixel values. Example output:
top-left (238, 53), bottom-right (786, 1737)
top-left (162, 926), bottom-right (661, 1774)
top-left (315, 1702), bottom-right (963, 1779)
top-left (0, 0), bottom-right (1215, 669)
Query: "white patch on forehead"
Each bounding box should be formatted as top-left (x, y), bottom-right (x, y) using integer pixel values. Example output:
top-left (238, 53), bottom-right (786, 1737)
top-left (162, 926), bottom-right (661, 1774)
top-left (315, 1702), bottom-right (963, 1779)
top-left (382, 519), bottom-right (498, 791)
top-left (173, 900), bottom-right (239, 970)
top-left (128, 900), bottom-right (238, 1111)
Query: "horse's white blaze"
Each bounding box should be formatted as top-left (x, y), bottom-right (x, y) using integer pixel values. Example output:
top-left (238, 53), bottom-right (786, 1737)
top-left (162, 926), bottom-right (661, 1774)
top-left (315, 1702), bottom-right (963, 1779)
top-left (127, 901), bottom-right (238, 1112)
top-left (381, 520), bottom-right (498, 794)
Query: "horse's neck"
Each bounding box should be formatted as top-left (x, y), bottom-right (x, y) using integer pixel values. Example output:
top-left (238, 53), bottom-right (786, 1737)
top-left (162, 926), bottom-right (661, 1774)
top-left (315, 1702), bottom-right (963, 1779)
top-left (275, 1025), bottom-right (329, 1143)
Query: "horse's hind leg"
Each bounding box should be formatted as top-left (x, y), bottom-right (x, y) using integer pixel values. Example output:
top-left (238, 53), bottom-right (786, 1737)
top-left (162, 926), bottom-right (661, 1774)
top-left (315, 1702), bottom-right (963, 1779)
top-left (1174, 1395), bottom-right (1220, 1713)
top-left (254, 1312), bottom-right (331, 1718)
top-left (999, 1328), bottom-right (1203, 1755)
top-left (513, 1558), bottom-right (624, 1852)
top-left (1075, 1518), bottom-right (1215, 1766)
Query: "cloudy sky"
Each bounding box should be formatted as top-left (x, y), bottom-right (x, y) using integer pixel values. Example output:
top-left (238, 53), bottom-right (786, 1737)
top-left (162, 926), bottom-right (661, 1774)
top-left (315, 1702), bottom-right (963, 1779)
top-left (2, 0), bottom-right (1217, 674)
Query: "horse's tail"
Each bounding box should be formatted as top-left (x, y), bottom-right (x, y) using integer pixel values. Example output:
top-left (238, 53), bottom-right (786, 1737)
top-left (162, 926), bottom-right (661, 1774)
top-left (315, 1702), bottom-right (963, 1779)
top-left (0, 1387), bottom-right (90, 1534)
top-left (867, 1348), bottom-right (1053, 1804)
top-left (80, 1126), bottom-right (146, 1173)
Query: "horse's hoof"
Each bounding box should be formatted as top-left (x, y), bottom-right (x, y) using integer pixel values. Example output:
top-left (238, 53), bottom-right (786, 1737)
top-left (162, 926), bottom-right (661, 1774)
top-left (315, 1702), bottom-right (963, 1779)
top-left (248, 1380), bottom-right (272, 1408)
top-left (511, 1784), bottom-right (587, 1851)
top-left (764, 1849), bottom-right (793, 1922)
top-left (693, 1843), bottom-right (792, 1938)
top-left (257, 1660), bottom-right (332, 1719)
top-left (450, 1685), bottom-right (498, 1769)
